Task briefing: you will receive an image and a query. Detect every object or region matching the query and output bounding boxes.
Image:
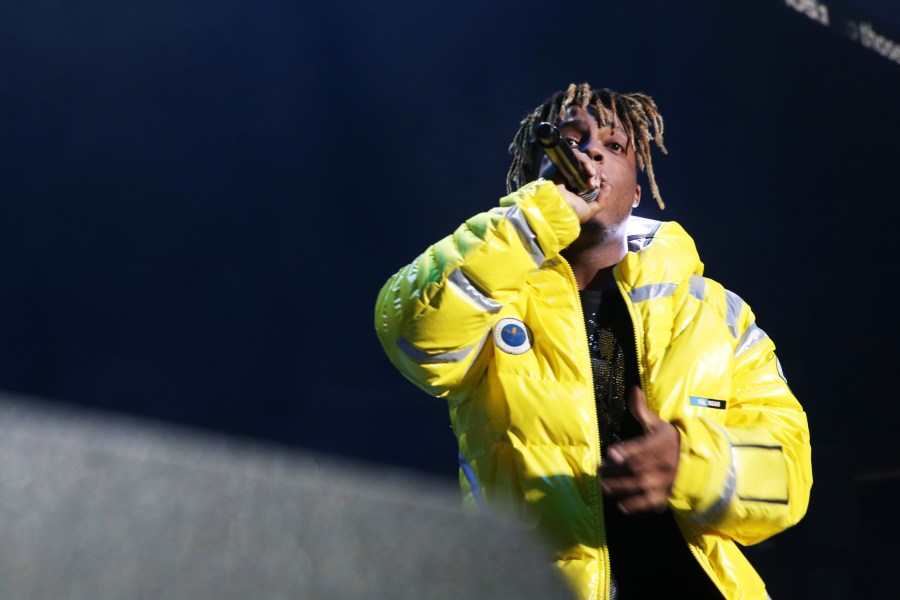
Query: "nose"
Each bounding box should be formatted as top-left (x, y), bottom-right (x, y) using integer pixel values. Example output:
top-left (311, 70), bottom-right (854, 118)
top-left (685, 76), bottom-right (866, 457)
top-left (583, 141), bottom-right (604, 163)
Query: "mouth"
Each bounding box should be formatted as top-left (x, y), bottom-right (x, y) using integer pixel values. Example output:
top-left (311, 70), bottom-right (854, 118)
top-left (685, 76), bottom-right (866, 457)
top-left (594, 174), bottom-right (612, 205)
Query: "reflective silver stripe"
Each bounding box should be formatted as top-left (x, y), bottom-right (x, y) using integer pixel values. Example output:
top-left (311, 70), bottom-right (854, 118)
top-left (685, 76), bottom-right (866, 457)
top-left (396, 336), bottom-right (477, 364)
top-left (448, 269), bottom-right (502, 314)
top-left (626, 217), bottom-right (662, 252)
top-left (628, 282), bottom-right (677, 303)
top-left (505, 205), bottom-right (545, 267)
top-left (725, 289), bottom-right (743, 338)
top-left (626, 215), bottom-right (662, 239)
top-left (689, 275), bottom-right (706, 301)
top-left (458, 452), bottom-right (487, 510)
top-left (693, 423), bottom-right (736, 525)
top-left (776, 357), bottom-right (788, 383)
top-left (734, 323), bottom-right (769, 359)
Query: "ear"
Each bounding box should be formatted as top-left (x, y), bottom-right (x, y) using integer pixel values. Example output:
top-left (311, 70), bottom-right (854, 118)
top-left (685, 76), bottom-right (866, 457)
top-left (632, 184), bottom-right (642, 209)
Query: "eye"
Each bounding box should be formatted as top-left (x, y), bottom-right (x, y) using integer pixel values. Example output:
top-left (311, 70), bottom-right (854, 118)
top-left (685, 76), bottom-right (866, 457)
top-left (606, 141), bottom-right (625, 153)
top-left (562, 136), bottom-right (580, 148)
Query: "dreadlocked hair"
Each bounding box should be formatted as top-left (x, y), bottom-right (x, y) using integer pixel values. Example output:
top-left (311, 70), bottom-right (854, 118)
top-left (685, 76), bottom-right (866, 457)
top-left (506, 82), bottom-right (668, 209)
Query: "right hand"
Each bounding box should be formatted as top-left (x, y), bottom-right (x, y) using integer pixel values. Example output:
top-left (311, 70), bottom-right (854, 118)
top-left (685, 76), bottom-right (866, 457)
top-left (555, 172), bottom-right (609, 224)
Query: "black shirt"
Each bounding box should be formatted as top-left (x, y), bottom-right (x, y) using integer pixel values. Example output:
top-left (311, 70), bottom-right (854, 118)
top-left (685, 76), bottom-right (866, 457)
top-left (579, 268), bottom-right (722, 598)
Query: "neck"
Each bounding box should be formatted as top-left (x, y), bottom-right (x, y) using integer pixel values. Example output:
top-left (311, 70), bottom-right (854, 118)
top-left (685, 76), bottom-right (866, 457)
top-left (562, 222), bottom-right (629, 290)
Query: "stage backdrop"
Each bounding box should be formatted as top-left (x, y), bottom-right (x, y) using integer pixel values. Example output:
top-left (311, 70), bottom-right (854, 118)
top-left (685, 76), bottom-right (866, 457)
top-left (1, 1), bottom-right (898, 597)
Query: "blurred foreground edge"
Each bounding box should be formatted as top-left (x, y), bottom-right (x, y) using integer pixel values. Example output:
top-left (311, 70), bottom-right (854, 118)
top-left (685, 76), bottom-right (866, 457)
top-left (0, 391), bottom-right (574, 600)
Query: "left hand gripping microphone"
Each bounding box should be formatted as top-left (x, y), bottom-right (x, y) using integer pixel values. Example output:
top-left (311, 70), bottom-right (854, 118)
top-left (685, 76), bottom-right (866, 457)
top-left (534, 122), bottom-right (600, 203)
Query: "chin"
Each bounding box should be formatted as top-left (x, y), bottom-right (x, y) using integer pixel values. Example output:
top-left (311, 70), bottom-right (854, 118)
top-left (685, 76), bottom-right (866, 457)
top-left (578, 215), bottom-right (629, 244)
top-left (583, 218), bottom-right (620, 239)
top-left (581, 219), bottom-right (605, 235)
top-left (568, 219), bottom-right (611, 249)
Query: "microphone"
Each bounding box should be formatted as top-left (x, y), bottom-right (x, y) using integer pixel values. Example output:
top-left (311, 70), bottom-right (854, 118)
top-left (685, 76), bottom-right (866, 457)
top-left (534, 122), bottom-right (600, 203)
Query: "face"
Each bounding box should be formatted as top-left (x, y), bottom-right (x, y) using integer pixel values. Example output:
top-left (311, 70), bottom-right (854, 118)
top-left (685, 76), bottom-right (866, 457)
top-left (538, 105), bottom-right (641, 233)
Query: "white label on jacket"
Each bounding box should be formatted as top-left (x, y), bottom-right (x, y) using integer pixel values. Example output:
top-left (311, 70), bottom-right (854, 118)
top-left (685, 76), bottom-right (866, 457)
top-left (690, 396), bottom-right (727, 410)
top-left (493, 318), bottom-right (532, 355)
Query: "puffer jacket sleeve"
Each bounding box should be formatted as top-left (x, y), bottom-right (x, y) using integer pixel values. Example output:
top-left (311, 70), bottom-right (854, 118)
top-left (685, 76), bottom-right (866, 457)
top-left (668, 285), bottom-right (813, 546)
top-left (374, 179), bottom-right (580, 398)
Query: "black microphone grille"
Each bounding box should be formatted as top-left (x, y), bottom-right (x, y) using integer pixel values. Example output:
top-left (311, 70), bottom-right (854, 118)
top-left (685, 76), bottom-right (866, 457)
top-left (534, 122), bottom-right (559, 148)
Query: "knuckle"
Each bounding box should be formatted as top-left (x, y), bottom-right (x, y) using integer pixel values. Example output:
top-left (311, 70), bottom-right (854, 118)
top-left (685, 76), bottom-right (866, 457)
top-left (637, 473), bottom-right (652, 490)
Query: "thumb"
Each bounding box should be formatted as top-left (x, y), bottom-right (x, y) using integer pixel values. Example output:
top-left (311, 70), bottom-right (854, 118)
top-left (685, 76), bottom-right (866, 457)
top-left (627, 385), bottom-right (661, 432)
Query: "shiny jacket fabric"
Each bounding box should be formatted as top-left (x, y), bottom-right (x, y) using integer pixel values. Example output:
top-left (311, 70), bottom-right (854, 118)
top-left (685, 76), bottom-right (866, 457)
top-left (374, 180), bottom-right (813, 600)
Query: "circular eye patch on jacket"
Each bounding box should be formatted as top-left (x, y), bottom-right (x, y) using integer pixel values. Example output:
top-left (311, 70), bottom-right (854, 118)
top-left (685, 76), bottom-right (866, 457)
top-left (493, 318), bottom-right (533, 355)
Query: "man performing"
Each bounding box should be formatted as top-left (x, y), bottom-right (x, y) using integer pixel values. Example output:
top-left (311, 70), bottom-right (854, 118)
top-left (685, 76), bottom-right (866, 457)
top-left (373, 82), bottom-right (812, 599)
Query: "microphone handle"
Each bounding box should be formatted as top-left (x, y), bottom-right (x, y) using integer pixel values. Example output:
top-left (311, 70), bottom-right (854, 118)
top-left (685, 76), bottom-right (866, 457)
top-left (534, 122), bottom-right (599, 203)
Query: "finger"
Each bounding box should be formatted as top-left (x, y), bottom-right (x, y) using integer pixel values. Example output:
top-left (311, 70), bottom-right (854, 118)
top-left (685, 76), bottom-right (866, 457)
top-left (602, 461), bottom-right (670, 494)
top-left (627, 385), bottom-right (662, 432)
top-left (606, 433), bottom-right (651, 465)
top-left (601, 473), bottom-right (644, 498)
top-left (605, 438), bottom-right (632, 465)
top-left (555, 183), bottom-right (593, 222)
top-left (616, 492), bottom-right (670, 515)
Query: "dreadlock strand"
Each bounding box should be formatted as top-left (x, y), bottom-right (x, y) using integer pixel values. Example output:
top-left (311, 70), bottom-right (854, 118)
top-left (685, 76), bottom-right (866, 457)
top-left (634, 93), bottom-right (667, 155)
top-left (563, 83), bottom-right (577, 108)
top-left (505, 124), bottom-right (527, 193)
top-left (610, 92), bottom-right (623, 131)
top-left (576, 82), bottom-right (591, 108)
top-left (645, 157), bottom-right (665, 210)
top-left (614, 95), bottom-right (635, 151)
top-left (653, 111), bottom-right (667, 154)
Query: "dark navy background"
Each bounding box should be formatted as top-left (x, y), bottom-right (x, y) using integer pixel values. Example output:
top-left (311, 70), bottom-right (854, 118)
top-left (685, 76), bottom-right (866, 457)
top-left (2, 1), bottom-right (898, 597)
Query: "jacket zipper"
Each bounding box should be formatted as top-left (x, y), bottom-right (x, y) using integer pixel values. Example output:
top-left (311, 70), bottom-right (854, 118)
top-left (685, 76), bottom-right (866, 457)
top-left (560, 257), bottom-right (610, 600)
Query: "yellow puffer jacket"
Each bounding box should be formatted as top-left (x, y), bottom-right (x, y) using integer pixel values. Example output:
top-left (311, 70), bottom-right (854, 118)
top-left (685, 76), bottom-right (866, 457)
top-left (374, 179), bottom-right (813, 600)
